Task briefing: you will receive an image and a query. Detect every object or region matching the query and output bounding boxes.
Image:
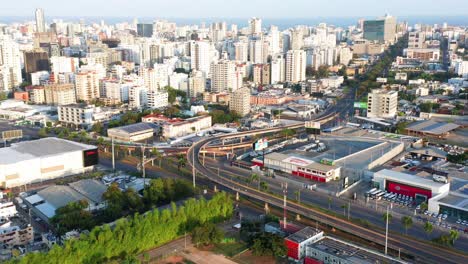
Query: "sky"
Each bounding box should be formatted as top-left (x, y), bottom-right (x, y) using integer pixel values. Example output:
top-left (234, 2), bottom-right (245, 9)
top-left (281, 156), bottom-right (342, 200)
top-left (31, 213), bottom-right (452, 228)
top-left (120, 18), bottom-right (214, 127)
top-left (1, 0), bottom-right (468, 18)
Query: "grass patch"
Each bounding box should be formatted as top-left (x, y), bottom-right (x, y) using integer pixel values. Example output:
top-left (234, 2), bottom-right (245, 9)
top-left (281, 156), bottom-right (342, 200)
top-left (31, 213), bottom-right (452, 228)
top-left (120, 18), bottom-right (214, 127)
top-left (213, 241), bottom-right (248, 257)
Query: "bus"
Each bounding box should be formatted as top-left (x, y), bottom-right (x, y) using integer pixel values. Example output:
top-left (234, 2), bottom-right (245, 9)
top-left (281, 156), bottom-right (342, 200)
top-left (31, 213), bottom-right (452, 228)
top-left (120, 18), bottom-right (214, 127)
top-left (365, 188), bottom-right (377, 197)
top-left (369, 189), bottom-right (382, 198)
top-left (375, 191), bottom-right (386, 200)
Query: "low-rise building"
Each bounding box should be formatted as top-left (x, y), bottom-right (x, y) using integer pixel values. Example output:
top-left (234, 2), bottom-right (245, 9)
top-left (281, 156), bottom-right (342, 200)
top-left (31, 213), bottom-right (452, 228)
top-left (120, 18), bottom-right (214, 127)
top-left (0, 202), bottom-right (17, 219)
top-left (107, 122), bottom-right (158, 142)
top-left (285, 227), bottom-right (323, 261)
top-left (0, 225), bottom-right (33, 247)
top-left (24, 179), bottom-right (107, 222)
top-left (142, 114), bottom-right (212, 138)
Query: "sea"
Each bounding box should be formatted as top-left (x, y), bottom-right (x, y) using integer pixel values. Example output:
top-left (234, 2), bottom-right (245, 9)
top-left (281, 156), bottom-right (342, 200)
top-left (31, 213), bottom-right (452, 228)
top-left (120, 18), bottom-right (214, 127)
top-left (1, 16), bottom-right (467, 29)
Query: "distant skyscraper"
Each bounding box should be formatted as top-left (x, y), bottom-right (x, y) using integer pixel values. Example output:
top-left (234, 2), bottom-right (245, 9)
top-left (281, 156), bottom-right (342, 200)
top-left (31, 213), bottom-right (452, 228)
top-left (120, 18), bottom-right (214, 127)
top-left (363, 15), bottom-right (397, 43)
top-left (249, 17), bottom-right (262, 35)
top-left (137, 23), bottom-right (154, 38)
top-left (35, 8), bottom-right (46, 33)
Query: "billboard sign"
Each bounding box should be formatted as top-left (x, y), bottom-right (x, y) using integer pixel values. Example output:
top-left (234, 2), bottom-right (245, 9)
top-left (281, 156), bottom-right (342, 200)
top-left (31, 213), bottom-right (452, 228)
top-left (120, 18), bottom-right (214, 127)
top-left (305, 121), bottom-right (321, 129)
top-left (1, 130), bottom-right (23, 141)
top-left (353, 102), bottom-right (368, 109)
top-left (320, 158), bottom-right (334, 166)
top-left (253, 138), bottom-right (268, 151)
top-left (83, 149), bottom-right (99, 167)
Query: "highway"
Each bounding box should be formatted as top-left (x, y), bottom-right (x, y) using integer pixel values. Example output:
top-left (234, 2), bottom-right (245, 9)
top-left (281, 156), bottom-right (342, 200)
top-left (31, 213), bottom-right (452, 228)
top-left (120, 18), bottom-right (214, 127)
top-left (187, 122), bottom-right (468, 264)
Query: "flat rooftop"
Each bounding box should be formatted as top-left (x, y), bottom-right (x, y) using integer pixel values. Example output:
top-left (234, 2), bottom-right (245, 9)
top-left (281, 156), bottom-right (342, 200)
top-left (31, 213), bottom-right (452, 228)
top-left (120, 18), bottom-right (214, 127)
top-left (286, 226), bottom-right (322, 243)
top-left (0, 138), bottom-right (95, 165)
top-left (438, 194), bottom-right (468, 210)
top-left (109, 122), bottom-right (158, 134)
top-left (308, 236), bottom-right (406, 264)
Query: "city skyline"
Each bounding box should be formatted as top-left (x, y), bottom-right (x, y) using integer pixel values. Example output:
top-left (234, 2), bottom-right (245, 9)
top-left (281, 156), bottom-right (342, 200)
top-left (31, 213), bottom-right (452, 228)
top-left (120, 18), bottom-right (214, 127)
top-left (1, 0), bottom-right (468, 18)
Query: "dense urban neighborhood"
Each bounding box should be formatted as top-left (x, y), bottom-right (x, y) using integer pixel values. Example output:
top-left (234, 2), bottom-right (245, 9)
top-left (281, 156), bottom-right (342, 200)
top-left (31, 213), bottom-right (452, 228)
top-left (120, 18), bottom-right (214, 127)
top-left (0, 3), bottom-right (467, 264)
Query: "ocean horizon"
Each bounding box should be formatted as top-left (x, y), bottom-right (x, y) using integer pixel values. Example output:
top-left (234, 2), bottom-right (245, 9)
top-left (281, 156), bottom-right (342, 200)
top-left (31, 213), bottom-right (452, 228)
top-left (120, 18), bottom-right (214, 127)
top-left (1, 15), bottom-right (467, 29)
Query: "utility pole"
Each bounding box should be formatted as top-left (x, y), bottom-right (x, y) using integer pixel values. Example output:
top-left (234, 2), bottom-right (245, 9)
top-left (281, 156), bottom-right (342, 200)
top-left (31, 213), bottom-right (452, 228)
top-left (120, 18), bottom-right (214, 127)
top-left (111, 137), bottom-right (115, 171)
top-left (385, 206), bottom-right (389, 255)
top-left (192, 152), bottom-right (196, 188)
top-left (282, 182), bottom-right (288, 229)
top-left (141, 146), bottom-right (146, 182)
top-left (348, 202), bottom-right (351, 221)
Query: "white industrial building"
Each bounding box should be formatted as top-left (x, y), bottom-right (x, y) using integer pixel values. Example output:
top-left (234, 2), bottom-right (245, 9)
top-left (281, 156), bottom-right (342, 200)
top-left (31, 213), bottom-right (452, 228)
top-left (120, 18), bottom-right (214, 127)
top-left (0, 138), bottom-right (98, 188)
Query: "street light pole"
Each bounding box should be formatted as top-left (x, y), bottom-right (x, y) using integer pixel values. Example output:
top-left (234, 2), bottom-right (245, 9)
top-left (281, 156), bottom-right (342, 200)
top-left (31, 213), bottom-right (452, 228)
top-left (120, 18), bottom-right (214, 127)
top-left (111, 137), bottom-right (115, 172)
top-left (192, 151), bottom-right (196, 188)
top-left (385, 206), bottom-right (389, 255)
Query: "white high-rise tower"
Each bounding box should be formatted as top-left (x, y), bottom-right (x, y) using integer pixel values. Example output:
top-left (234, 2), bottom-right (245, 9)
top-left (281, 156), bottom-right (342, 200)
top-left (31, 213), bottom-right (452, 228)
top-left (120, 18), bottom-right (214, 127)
top-left (35, 8), bottom-right (46, 33)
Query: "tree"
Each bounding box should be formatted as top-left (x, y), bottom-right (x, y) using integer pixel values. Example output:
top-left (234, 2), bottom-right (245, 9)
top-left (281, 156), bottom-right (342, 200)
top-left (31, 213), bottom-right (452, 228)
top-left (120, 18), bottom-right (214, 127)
top-left (449, 230), bottom-right (459, 246)
top-left (150, 148), bottom-right (163, 167)
top-left (251, 232), bottom-right (286, 257)
top-left (260, 181), bottom-right (268, 192)
top-left (177, 154), bottom-right (186, 171)
top-left (424, 221), bottom-right (433, 238)
top-left (382, 212), bottom-right (393, 223)
top-left (401, 216), bottom-right (413, 234)
top-left (50, 200), bottom-right (94, 235)
top-left (38, 127), bottom-right (48, 138)
top-left (102, 183), bottom-right (125, 219)
top-left (164, 106), bottom-right (180, 118)
top-left (317, 65), bottom-right (330, 78)
top-left (192, 223), bottom-right (224, 246)
top-left (92, 122), bottom-right (104, 135)
top-left (420, 202), bottom-right (428, 212)
top-left (250, 173), bottom-right (260, 190)
top-left (280, 128), bottom-right (295, 139)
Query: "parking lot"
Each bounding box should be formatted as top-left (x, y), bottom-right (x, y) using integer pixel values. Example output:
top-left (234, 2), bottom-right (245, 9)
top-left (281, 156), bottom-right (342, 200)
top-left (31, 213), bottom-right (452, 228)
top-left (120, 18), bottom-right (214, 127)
top-left (365, 188), bottom-right (468, 235)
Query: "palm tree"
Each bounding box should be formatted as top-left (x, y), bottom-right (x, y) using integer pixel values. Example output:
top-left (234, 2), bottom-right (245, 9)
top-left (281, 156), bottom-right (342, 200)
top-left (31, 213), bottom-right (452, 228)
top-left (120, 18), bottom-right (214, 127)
top-left (177, 154), bottom-right (186, 171)
top-left (424, 221), bottom-right (433, 238)
top-left (401, 216), bottom-right (413, 235)
top-left (382, 212), bottom-right (393, 223)
top-left (250, 173), bottom-right (260, 190)
top-left (341, 204), bottom-right (348, 217)
top-left (294, 190), bottom-right (300, 203)
top-left (449, 230), bottom-right (460, 246)
top-left (151, 148), bottom-right (163, 167)
top-left (260, 181), bottom-right (268, 192)
top-left (419, 202), bottom-right (428, 212)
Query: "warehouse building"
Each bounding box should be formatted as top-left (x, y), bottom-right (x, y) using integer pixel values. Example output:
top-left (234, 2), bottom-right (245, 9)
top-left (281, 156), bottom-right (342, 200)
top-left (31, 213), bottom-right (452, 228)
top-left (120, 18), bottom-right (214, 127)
top-left (285, 227), bottom-right (324, 261)
top-left (0, 138), bottom-right (98, 188)
top-left (107, 122), bottom-right (159, 142)
top-left (405, 120), bottom-right (460, 138)
top-left (24, 179), bottom-right (107, 222)
top-left (263, 153), bottom-right (341, 183)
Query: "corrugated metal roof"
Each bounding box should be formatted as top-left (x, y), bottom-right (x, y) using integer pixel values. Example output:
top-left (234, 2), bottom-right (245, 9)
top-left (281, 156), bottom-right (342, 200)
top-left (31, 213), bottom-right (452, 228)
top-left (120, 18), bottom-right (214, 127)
top-left (69, 179), bottom-right (107, 203)
top-left (406, 120), bottom-right (460, 135)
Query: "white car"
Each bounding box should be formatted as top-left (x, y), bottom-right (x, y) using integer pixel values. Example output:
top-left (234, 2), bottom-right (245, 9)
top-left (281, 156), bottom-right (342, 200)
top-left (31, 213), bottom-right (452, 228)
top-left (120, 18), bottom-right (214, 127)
top-left (456, 219), bottom-right (461, 224)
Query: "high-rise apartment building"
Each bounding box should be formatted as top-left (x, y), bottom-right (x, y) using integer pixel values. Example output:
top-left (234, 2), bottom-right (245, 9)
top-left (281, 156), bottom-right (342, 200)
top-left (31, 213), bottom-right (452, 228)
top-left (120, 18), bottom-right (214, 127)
top-left (188, 70), bottom-right (205, 98)
top-left (210, 60), bottom-right (242, 93)
top-left (190, 41), bottom-right (211, 75)
top-left (253, 64), bottom-right (271, 85)
top-left (271, 54), bottom-right (285, 84)
top-left (363, 15), bottom-right (397, 43)
top-left (75, 71), bottom-right (100, 102)
top-left (24, 50), bottom-right (50, 77)
top-left (44, 83), bottom-right (77, 105)
top-left (290, 28), bottom-right (304, 50)
top-left (229, 87), bottom-right (251, 117)
top-left (249, 17), bottom-right (262, 35)
top-left (367, 89), bottom-right (398, 118)
top-left (35, 8), bottom-right (46, 33)
top-left (137, 23), bottom-right (154, 38)
top-left (234, 42), bottom-right (248, 62)
top-left (286, 50), bottom-right (306, 83)
top-left (147, 90), bottom-right (169, 109)
top-left (0, 35), bottom-right (22, 92)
